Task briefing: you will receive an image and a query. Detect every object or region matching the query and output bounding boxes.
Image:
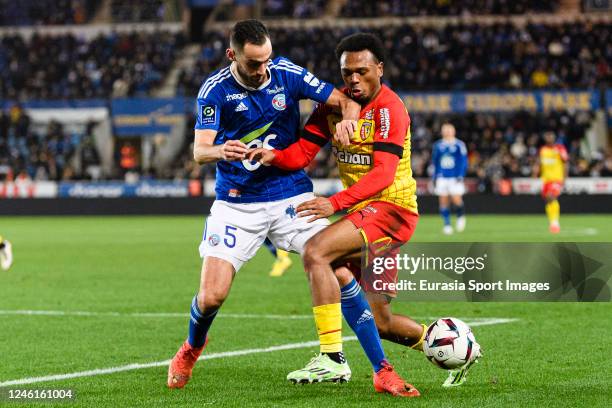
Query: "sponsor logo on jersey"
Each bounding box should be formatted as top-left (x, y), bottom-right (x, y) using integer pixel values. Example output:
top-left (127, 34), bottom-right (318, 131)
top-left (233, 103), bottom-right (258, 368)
top-left (379, 108), bottom-right (390, 138)
top-left (272, 94), bottom-right (286, 111)
top-left (333, 147), bottom-right (372, 165)
top-left (208, 234), bottom-right (220, 246)
top-left (226, 92), bottom-right (248, 101)
top-left (303, 72), bottom-right (320, 87)
top-left (201, 105), bottom-right (216, 125)
top-left (229, 189), bottom-right (241, 197)
top-left (315, 83), bottom-right (326, 94)
top-left (235, 101), bottom-right (248, 112)
top-left (266, 85), bottom-right (285, 95)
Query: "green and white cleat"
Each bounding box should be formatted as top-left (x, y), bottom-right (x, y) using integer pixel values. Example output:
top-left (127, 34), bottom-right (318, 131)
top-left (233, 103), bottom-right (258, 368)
top-left (287, 353), bottom-right (351, 384)
top-left (443, 347), bottom-right (482, 388)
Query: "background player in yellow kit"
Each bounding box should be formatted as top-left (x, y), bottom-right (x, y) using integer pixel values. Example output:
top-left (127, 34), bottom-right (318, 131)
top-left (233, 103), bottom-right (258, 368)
top-left (536, 131), bottom-right (569, 233)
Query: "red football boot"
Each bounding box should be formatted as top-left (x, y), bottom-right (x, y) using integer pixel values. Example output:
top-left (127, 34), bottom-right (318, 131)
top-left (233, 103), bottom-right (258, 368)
top-left (373, 362), bottom-right (421, 397)
top-left (167, 338), bottom-right (208, 388)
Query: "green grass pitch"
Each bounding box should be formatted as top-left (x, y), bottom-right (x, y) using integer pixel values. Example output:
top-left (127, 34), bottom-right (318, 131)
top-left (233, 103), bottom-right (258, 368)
top-left (0, 215), bottom-right (611, 407)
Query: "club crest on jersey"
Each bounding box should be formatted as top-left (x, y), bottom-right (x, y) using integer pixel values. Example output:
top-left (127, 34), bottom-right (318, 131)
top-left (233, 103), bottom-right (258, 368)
top-left (208, 234), bottom-right (220, 246)
top-left (272, 94), bottom-right (286, 111)
top-left (360, 121), bottom-right (373, 141)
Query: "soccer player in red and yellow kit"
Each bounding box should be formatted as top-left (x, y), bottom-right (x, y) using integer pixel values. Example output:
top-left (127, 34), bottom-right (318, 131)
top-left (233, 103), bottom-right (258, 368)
top-left (251, 33), bottom-right (478, 391)
top-left (537, 131), bottom-right (568, 233)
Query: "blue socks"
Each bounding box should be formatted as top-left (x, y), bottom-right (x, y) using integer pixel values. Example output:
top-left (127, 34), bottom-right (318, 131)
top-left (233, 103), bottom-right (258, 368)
top-left (455, 203), bottom-right (465, 218)
top-left (188, 295), bottom-right (217, 348)
top-left (263, 238), bottom-right (277, 258)
top-left (440, 206), bottom-right (451, 226)
top-left (341, 279), bottom-right (386, 372)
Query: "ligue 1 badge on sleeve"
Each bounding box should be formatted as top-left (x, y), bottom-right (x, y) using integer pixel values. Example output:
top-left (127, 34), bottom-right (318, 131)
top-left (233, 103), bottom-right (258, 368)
top-left (201, 105), bottom-right (216, 124)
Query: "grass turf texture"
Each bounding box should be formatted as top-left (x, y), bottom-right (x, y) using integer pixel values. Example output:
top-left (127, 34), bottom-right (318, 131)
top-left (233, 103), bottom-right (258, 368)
top-left (0, 215), bottom-right (610, 407)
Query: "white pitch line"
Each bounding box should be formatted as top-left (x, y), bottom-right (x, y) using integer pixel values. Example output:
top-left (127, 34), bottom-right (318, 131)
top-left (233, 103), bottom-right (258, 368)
top-left (0, 310), bottom-right (518, 324)
top-left (0, 310), bottom-right (312, 320)
top-left (0, 337), bottom-right (356, 388)
top-left (0, 318), bottom-right (517, 387)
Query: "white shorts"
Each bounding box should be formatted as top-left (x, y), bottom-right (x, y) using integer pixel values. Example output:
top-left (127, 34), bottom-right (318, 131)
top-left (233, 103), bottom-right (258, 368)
top-left (198, 192), bottom-right (329, 272)
top-left (435, 177), bottom-right (465, 196)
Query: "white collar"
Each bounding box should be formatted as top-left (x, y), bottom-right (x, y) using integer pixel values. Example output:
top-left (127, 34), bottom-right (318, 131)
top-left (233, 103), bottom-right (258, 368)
top-left (230, 62), bottom-right (272, 91)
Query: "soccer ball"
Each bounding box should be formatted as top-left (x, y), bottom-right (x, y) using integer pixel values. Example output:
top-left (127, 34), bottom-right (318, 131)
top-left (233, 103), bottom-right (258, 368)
top-left (423, 317), bottom-right (479, 369)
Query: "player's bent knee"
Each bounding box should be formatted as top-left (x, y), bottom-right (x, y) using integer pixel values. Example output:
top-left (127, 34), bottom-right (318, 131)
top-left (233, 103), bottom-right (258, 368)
top-left (302, 241), bottom-right (325, 270)
top-left (197, 289), bottom-right (227, 312)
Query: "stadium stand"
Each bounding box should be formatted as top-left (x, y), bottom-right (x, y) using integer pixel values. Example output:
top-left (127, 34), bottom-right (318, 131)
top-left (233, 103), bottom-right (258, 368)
top-left (0, 0), bottom-right (98, 26)
top-left (111, 0), bottom-right (167, 23)
top-left (179, 21), bottom-right (610, 94)
top-left (0, 31), bottom-right (185, 99)
top-left (340, 0), bottom-right (559, 17)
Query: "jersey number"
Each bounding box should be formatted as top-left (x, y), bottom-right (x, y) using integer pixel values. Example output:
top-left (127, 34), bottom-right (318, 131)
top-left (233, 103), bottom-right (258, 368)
top-left (242, 134), bottom-right (277, 171)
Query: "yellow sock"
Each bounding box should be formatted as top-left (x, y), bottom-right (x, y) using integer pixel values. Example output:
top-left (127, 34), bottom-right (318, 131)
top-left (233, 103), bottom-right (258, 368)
top-left (313, 303), bottom-right (342, 353)
top-left (410, 324), bottom-right (428, 352)
top-left (277, 249), bottom-right (289, 260)
top-left (545, 200), bottom-right (560, 224)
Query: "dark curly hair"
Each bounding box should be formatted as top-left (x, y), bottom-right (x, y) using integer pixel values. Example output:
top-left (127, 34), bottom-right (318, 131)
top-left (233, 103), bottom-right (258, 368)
top-left (335, 33), bottom-right (385, 63)
top-left (230, 19), bottom-right (270, 51)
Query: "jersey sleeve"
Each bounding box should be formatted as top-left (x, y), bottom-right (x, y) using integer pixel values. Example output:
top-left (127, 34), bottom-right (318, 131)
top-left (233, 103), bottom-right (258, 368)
top-left (277, 57), bottom-right (334, 103)
top-left (372, 101), bottom-right (408, 160)
top-left (194, 85), bottom-right (223, 131)
top-left (557, 144), bottom-right (569, 161)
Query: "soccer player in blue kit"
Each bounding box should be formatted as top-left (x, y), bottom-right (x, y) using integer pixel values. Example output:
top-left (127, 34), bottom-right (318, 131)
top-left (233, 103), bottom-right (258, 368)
top-left (167, 19), bottom-right (362, 388)
top-left (432, 122), bottom-right (468, 235)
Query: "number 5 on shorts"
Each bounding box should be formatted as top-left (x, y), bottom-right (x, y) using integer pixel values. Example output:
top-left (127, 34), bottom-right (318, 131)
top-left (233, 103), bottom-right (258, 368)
top-left (224, 226), bottom-right (237, 248)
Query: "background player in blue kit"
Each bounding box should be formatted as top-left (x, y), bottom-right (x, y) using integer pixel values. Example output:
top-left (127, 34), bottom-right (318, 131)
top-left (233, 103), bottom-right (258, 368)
top-left (432, 122), bottom-right (468, 235)
top-left (167, 19), bottom-right (361, 388)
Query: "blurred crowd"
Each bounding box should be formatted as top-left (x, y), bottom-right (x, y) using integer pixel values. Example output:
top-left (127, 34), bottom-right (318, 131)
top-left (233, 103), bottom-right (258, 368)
top-left (0, 0), bottom-right (96, 26)
top-left (179, 21), bottom-right (610, 95)
top-left (340, 0), bottom-right (558, 17)
top-left (111, 0), bottom-right (166, 23)
top-left (0, 31), bottom-right (185, 100)
top-left (0, 106), bottom-right (100, 182)
top-left (261, 0), bottom-right (558, 18)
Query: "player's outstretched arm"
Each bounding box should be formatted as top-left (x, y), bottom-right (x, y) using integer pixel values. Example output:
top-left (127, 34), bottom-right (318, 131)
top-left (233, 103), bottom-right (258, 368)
top-left (325, 89), bottom-right (360, 146)
top-left (247, 135), bottom-right (323, 170)
top-left (193, 129), bottom-right (248, 164)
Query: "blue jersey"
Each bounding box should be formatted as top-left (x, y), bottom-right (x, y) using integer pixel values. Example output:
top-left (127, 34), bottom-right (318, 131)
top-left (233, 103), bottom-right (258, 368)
top-left (432, 139), bottom-right (468, 179)
top-left (195, 57), bottom-right (334, 203)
